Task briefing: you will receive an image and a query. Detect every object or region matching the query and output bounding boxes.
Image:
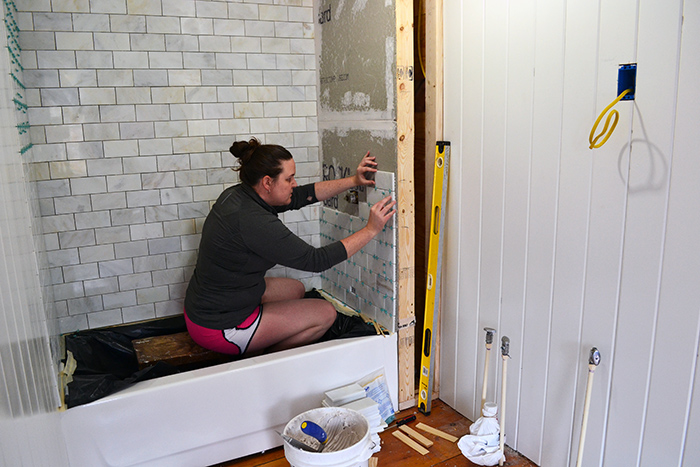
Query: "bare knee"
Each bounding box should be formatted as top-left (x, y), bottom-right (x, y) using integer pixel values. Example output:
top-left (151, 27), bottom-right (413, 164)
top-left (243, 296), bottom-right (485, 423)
top-left (292, 279), bottom-right (305, 299)
top-left (320, 301), bottom-right (337, 328)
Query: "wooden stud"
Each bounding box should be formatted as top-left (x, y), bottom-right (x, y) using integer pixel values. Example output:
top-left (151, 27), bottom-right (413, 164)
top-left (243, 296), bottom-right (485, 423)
top-left (399, 424), bottom-right (434, 448)
top-left (369, 457), bottom-right (378, 467)
top-left (415, 422), bottom-right (458, 443)
top-left (425, 0), bottom-right (444, 405)
top-left (395, 0), bottom-right (416, 411)
top-left (392, 430), bottom-right (429, 455)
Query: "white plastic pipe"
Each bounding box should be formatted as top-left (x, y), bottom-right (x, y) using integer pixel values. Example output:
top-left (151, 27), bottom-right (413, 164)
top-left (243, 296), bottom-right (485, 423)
top-left (576, 348), bottom-right (600, 467)
top-left (499, 353), bottom-right (508, 466)
top-left (481, 340), bottom-right (492, 413)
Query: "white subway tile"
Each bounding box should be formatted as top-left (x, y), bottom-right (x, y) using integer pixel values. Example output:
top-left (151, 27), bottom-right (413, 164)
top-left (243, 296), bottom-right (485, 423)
top-left (33, 12), bottom-right (72, 31)
top-left (37, 180), bottom-right (71, 199)
top-left (66, 141), bottom-right (103, 160)
top-left (152, 87), bottom-right (186, 103)
top-left (111, 207), bottom-right (145, 226)
top-left (292, 70), bottom-right (315, 85)
top-left (193, 184), bottom-right (223, 201)
top-left (165, 250), bottom-right (197, 267)
top-left (148, 237), bottom-right (181, 254)
top-left (97, 70), bottom-right (134, 87)
top-left (260, 5), bottom-right (288, 21)
top-left (133, 254), bottom-right (166, 273)
top-left (127, 0), bottom-right (161, 15)
top-left (95, 226), bottom-right (131, 244)
top-left (156, 300), bottom-right (185, 317)
top-left (214, 52), bottom-right (246, 69)
top-left (181, 17), bottom-right (213, 35)
top-left (288, 6), bottom-right (313, 23)
top-left (146, 16), bottom-right (181, 34)
top-left (177, 201), bottom-right (209, 219)
top-left (275, 21), bottom-right (304, 38)
top-left (79, 244), bottom-right (116, 263)
top-left (119, 272), bottom-right (152, 289)
top-left (116, 87), bottom-right (152, 104)
top-left (165, 34), bottom-right (199, 52)
top-left (202, 102), bottom-right (234, 119)
top-left (187, 119), bottom-right (221, 136)
top-left (100, 104), bottom-right (137, 123)
top-left (109, 14), bottom-right (146, 32)
top-left (170, 103), bottom-right (203, 120)
top-left (292, 101), bottom-right (316, 116)
top-left (79, 88), bottom-right (116, 105)
top-left (58, 229), bottom-right (95, 248)
top-left (107, 173), bottom-right (142, 192)
top-left (163, 0), bottom-right (196, 17)
top-left (74, 210), bottom-right (111, 229)
top-left (230, 36), bottom-right (261, 53)
top-left (161, 187), bottom-right (193, 204)
top-left (136, 104), bottom-right (171, 121)
top-left (198, 36), bottom-right (231, 53)
top-left (20, 31), bottom-right (56, 50)
top-left (130, 223), bottom-right (165, 240)
top-left (290, 38), bottom-right (314, 54)
top-left (244, 20), bottom-right (275, 37)
top-left (28, 107), bottom-right (63, 125)
top-left (246, 53), bottom-right (277, 69)
top-left (41, 88), bottom-right (80, 105)
top-left (76, 50), bottom-right (114, 68)
top-left (219, 117), bottom-right (250, 134)
top-left (195, 1), bottom-right (227, 18)
top-left (63, 105), bottom-right (100, 123)
top-left (142, 172), bottom-right (175, 189)
top-left (133, 69), bottom-right (168, 86)
top-left (155, 121), bottom-right (188, 138)
top-left (148, 51), bottom-right (183, 68)
top-left (114, 51), bottom-right (149, 68)
top-left (126, 189), bottom-right (160, 207)
top-left (119, 122), bottom-right (155, 139)
top-left (84, 122), bottom-right (120, 141)
top-left (277, 85), bottom-right (305, 101)
top-left (53, 281), bottom-right (85, 301)
top-left (24, 70), bottom-right (60, 88)
top-left (169, 70), bottom-right (202, 86)
top-left (104, 140), bottom-right (139, 158)
top-left (228, 3), bottom-right (258, 20)
top-left (94, 32), bottom-right (131, 51)
top-left (152, 268), bottom-right (185, 286)
top-left (50, 160), bottom-right (88, 178)
top-left (84, 277), bottom-right (120, 296)
top-left (71, 176), bottom-right (108, 195)
top-left (55, 32), bottom-right (93, 50)
top-left (202, 70), bottom-right (233, 85)
top-left (139, 138), bottom-right (173, 155)
top-left (190, 152), bottom-right (222, 169)
top-left (163, 219), bottom-right (196, 236)
top-left (214, 19), bottom-right (245, 36)
top-left (90, 0), bottom-right (126, 14)
top-left (123, 155), bottom-right (157, 173)
top-left (91, 192), bottom-right (127, 211)
top-left (87, 158), bottom-right (123, 176)
top-left (234, 102), bottom-right (264, 118)
top-left (184, 52), bottom-right (216, 68)
top-left (122, 304), bottom-right (156, 323)
top-left (102, 290), bottom-right (137, 308)
top-left (146, 205), bottom-right (180, 222)
top-left (262, 37), bottom-right (291, 54)
top-left (131, 33), bottom-right (166, 51)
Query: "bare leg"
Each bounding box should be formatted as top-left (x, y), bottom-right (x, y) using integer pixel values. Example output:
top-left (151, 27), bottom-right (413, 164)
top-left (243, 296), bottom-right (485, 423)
top-left (247, 298), bottom-right (337, 353)
top-left (261, 277), bottom-right (305, 303)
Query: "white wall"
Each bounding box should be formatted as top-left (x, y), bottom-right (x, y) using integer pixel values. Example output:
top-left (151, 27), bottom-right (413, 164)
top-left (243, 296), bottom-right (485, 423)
top-left (17, 0), bottom-right (320, 333)
top-left (441, 0), bottom-right (700, 466)
top-left (1, 0), bottom-right (68, 464)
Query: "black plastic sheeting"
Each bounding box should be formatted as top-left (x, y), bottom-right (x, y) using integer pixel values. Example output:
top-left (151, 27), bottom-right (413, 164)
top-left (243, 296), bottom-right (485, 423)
top-left (63, 291), bottom-right (379, 408)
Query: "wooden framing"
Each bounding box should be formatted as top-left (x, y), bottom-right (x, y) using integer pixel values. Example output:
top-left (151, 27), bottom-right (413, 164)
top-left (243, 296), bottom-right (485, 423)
top-left (396, 0), bottom-right (416, 409)
top-left (424, 0), bottom-right (444, 402)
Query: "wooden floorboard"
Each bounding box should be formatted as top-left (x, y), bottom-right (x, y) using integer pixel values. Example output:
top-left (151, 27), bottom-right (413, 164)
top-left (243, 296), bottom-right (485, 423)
top-left (213, 399), bottom-right (537, 467)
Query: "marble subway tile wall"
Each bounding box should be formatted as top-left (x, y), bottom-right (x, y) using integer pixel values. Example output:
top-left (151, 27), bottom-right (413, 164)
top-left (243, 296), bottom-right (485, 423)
top-left (16, 0), bottom-right (319, 333)
top-left (320, 171), bottom-right (396, 332)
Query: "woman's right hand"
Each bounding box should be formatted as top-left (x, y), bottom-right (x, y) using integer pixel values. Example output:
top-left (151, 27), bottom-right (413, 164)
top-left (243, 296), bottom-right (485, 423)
top-left (367, 195), bottom-right (397, 235)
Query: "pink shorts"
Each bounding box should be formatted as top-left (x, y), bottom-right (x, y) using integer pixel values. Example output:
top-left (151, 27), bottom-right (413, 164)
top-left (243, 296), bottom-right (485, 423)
top-left (184, 306), bottom-right (262, 356)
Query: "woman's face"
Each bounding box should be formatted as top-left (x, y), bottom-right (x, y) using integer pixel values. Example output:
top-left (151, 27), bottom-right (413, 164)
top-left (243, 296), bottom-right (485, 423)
top-left (268, 159), bottom-right (297, 205)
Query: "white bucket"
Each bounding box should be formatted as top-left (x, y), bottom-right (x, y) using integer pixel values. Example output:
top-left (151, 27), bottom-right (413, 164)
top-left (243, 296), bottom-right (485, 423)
top-left (282, 407), bottom-right (374, 467)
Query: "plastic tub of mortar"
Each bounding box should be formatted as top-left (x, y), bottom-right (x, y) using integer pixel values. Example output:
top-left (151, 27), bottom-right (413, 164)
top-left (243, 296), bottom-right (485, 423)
top-left (282, 407), bottom-right (374, 467)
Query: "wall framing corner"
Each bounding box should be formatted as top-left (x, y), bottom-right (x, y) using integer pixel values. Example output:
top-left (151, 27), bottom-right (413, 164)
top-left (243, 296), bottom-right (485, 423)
top-left (396, 0), bottom-right (416, 409)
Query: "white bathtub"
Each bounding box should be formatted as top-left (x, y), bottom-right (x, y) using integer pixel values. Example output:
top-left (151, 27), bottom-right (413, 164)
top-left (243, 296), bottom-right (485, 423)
top-left (60, 334), bottom-right (398, 467)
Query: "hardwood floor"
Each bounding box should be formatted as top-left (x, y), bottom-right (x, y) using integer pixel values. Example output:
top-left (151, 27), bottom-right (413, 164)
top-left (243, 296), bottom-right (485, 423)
top-left (213, 399), bottom-right (537, 467)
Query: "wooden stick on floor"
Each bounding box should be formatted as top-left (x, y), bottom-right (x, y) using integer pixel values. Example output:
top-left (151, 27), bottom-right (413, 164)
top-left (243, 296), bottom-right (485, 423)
top-left (399, 425), bottom-right (434, 448)
top-left (369, 457), bottom-right (378, 467)
top-left (415, 422), bottom-right (458, 442)
top-left (392, 431), bottom-right (430, 455)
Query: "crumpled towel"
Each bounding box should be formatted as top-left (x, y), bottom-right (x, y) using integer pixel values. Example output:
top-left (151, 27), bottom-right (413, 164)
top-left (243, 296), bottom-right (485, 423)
top-left (458, 433), bottom-right (503, 466)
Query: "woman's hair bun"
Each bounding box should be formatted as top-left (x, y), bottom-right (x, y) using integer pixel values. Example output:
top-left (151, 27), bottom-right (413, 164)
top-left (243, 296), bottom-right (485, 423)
top-left (229, 137), bottom-right (260, 163)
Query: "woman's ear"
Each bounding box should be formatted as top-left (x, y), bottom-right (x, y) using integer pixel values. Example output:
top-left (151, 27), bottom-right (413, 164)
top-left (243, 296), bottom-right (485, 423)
top-left (262, 175), bottom-right (273, 193)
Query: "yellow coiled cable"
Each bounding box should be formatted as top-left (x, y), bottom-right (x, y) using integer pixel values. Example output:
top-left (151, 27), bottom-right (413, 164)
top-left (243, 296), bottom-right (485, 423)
top-left (588, 88), bottom-right (632, 149)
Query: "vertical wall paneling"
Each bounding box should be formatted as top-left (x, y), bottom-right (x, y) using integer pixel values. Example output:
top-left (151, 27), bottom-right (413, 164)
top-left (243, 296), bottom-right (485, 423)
top-left (1, 1), bottom-right (68, 463)
top-left (517, 1), bottom-right (566, 462)
top-left (603, 0), bottom-right (683, 465)
top-left (443, 0), bottom-right (700, 465)
top-left (637, 1), bottom-right (697, 465)
top-left (501, 0), bottom-right (536, 449)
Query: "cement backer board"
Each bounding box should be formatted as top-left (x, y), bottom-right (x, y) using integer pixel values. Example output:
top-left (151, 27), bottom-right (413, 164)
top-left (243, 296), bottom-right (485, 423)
top-left (316, 0), bottom-right (397, 118)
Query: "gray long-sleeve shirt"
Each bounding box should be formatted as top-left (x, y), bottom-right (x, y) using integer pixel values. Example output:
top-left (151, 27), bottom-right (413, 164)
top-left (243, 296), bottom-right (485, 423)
top-left (184, 182), bottom-right (347, 329)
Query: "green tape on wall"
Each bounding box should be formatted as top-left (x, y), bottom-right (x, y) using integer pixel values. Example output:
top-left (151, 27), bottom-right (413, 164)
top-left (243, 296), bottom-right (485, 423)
top-left (3, 0), bottom-right (32, 155)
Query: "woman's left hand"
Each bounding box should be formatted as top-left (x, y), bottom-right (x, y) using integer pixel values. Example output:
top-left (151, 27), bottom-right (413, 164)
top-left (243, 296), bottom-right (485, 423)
top-left (353, 151), bottom-right (377, 187)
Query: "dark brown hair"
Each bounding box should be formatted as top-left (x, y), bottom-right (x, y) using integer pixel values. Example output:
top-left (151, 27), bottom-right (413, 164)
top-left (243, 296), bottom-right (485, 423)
top-left (230, 138), bottom-right (293, 186)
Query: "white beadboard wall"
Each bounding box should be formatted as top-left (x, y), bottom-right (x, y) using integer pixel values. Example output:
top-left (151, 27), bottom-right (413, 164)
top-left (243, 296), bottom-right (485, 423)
top-left (1, 0), bottom-right (68, 464)
top-left (442, 1), bottom-right (700, 466)
top-left (16, 0), bottom-right (321, 333)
